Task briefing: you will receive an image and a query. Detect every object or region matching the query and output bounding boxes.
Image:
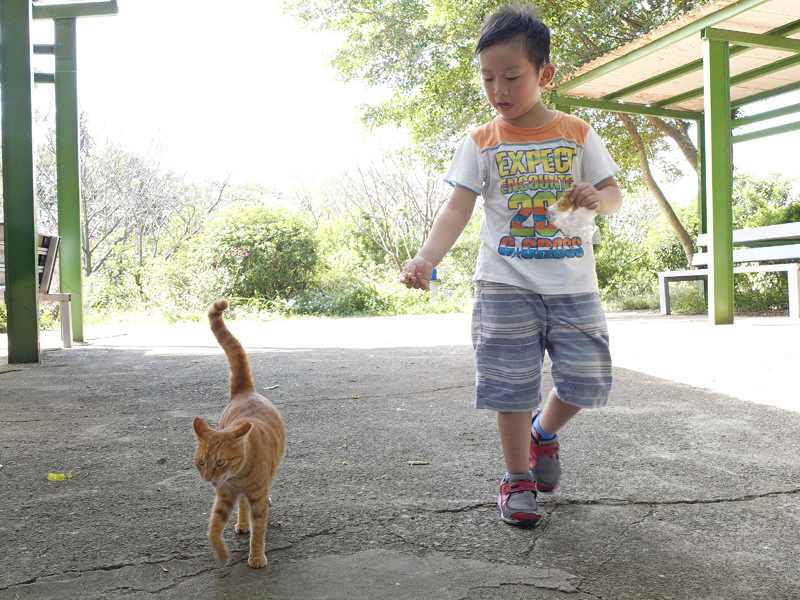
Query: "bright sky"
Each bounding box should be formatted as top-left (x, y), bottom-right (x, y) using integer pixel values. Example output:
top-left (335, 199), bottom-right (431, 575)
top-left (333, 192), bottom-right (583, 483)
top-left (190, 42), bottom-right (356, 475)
top-left (31, 0), bottom-right (401, 192)
top-left (28, 0), bottom-right (798, 198)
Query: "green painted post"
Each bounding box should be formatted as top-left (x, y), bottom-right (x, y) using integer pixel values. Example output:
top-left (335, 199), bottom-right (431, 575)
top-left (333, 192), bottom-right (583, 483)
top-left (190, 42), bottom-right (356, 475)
top-left (55, 18), bottom-right (84, 341)
top-left (696, 119), bottom-right (707, 235)
top-left (1, 0), bottom-right (41, 363)
top-left (702, 34), bottom-right (734, 325)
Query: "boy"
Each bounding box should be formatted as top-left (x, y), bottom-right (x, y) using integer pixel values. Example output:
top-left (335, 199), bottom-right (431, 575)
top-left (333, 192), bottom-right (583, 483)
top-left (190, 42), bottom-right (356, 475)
top-left (401, 4), bottom-right (623, 525)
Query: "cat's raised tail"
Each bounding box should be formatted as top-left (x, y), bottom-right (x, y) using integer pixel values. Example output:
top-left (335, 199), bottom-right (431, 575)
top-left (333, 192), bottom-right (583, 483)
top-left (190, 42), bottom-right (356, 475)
top-left (208, 299), bottom-right (255, 398)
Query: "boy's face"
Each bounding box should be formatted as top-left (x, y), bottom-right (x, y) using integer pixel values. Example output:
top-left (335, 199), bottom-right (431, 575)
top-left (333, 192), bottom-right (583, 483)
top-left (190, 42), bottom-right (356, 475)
top-left (478, 40), bottom-right (555, 128)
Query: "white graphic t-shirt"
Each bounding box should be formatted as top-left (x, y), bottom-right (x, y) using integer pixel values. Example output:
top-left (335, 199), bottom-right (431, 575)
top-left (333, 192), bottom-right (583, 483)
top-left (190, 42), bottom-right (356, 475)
top-left (445, 111), bottom-right (619, 295)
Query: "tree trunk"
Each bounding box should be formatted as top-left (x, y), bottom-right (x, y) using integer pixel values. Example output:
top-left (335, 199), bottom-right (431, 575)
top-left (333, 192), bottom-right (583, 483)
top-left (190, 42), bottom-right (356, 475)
top-left (617, 113), bottom-right (695, 265)
top-left (645, 116), bottom-right (698, 173)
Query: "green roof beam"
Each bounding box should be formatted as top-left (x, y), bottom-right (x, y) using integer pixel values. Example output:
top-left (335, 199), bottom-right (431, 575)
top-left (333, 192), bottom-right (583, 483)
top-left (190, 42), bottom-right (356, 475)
top-left (731, 80), bottom-right (800, 109)
top-left (31, 0), bottom-right (118, 20)
top-left (652, 52), bottom-right (800, 108)
top-left (553, 0), bottom-right (771, 93)
top-left (603, 60), bottom-right (706, 103)
top-left (603, 19), bottom-right (800, 102)
top-left (551, 95), bottom-right (702, 121)
top-left (733, 102), bottom-right (800, 128)
top-left (732, 119), bottom-right (800, 144)
top-left (702, 27), bottom-right (800, 54)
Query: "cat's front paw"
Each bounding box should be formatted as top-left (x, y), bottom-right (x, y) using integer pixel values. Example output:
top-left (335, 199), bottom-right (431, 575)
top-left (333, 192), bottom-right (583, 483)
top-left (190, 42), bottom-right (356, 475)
top-left (235, 522), bottom-right (250, 534)
top-left (248, 554), bottom-right (268, 568)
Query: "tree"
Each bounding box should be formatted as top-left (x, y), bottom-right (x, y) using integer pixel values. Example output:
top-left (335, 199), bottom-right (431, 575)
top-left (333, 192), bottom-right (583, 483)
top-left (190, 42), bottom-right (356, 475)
top-left (283, 0), bottom-right (707, 263)
top-left (299, 151), bottom-right (453, 270)
top-left (33, 110), bottom-right (232, 283)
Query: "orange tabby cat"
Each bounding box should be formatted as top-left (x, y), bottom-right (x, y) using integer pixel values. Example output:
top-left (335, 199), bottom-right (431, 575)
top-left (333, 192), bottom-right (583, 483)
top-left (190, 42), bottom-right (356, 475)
top-left (193, 299), bottom-right (286, 568)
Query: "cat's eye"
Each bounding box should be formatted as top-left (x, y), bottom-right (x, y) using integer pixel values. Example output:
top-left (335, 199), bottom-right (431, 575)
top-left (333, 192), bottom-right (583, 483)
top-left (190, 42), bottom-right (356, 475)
top-left (215, 459), bottom-right (226, 467)
top-left (197, 459), bottom-right (205, 467)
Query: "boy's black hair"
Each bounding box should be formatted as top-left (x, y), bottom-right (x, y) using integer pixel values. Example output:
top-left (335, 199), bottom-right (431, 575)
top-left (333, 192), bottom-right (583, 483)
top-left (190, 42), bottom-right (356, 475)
top-left (475, 4), bottom-right (550, 70)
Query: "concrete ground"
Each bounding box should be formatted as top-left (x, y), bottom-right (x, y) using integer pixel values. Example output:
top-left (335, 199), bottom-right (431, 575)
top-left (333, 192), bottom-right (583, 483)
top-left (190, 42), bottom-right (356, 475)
top-left (1, 311), bottom-right (799, 599)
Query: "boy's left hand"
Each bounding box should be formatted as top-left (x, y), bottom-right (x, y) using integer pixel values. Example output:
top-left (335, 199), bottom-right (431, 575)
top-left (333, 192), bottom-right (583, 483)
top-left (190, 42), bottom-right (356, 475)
top-left (569, 182), bottom-right (601, 212)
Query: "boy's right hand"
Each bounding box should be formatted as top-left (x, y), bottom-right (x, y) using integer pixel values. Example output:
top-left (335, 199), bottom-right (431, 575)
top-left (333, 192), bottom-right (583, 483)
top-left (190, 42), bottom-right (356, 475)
top-left (400, 258), bottom-right (434, 290)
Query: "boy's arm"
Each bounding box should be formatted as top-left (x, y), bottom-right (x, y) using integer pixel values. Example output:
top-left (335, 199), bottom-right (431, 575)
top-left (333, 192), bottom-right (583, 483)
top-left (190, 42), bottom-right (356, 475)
top-left (571, 176), bottom-right (623, 216)
top-left (401, 184), bottom-right (478, 289)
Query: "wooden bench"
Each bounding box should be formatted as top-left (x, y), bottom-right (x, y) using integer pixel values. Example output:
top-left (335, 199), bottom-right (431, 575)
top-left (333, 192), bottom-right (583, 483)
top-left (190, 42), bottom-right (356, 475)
top-left (658, 222), bottom-right (800, 319)
top-left (0, 223), bottom-right (73, 348)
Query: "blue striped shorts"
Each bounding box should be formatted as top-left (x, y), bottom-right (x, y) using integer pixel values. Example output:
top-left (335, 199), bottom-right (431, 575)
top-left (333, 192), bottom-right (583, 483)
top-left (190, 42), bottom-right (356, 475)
top-left (471, 281), bottom-right (612, 412)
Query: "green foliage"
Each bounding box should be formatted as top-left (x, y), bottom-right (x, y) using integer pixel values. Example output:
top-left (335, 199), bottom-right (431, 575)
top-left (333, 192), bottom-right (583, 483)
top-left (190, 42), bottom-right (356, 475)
top-left (84, 252), bottom-right (146, 314)
top-left (0, 299), bottom-right (6, 333)
top-left (38, 302), bottom-right (60, 331)
top-left (203, 204), bottom-right (319, 299)
top-left (598, 171), bottom-right (799, 315)
top-left (283, 0), bottom-right (705, 174)
top-left (0, 298), bottom-right (62, 333)
top-left (437, 212), bottom-right (482, 295)
top-left (597, 194), bottom-right (699, 310)
top-left (732, 169), bottom-right (796, 228)
top-left (135, 203), bottom-right (320, 322)
top-left (312, 216), bottom-right (367, 293)
top-left (138, 248), bottom-right (227, 323)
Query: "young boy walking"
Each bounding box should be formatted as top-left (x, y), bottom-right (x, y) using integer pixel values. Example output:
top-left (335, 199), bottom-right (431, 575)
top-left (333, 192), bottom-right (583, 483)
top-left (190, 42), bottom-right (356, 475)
top-left (401, 4), bottom-right (623, 525)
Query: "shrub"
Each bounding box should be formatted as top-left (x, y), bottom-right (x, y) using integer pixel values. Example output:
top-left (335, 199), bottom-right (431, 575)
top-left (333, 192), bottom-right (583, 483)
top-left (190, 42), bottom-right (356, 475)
top-left (205, 204), bottom-right (319, 300)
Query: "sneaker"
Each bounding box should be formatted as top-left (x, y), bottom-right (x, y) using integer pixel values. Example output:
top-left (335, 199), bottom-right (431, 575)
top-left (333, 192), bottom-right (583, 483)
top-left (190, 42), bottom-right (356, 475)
top-left (497, 473), bottom-right (542, 525)
top-left (529, 430), bottom-right (561, 493)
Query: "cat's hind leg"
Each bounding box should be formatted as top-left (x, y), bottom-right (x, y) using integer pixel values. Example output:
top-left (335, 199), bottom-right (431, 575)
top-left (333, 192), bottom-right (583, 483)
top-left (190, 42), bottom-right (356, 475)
top-left (247, 495), bottom-right (270, 568)
top-left (235, 496), bottom-right (251, 534)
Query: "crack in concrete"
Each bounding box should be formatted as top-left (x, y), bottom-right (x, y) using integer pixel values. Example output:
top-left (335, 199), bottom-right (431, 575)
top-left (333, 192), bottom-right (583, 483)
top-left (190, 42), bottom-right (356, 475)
top-left (553, 486), bottom-right (800, 508)
top-left (569, 507), bottom-right (654, 600)
top-left (432, 501), bottom-right (495, 513)
top-left (90, 563), bottom-right (221, 597)
top-left (457, 579), bottom-right (583, 600)
top-left (0, 554), bottom-right (207, 592)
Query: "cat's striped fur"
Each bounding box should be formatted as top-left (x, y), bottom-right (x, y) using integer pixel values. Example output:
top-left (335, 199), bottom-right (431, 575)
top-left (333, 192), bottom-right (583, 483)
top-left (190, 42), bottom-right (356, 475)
top-left (193, 299), bottom-right (286, 568)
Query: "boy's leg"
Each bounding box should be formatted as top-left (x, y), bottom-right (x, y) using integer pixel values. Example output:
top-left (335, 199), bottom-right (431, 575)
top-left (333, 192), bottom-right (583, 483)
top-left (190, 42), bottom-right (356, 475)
top-left (529, 389), bottom-right (579, 492)
top-left (471, 282), bottom-right (548, 525)
top-left (497, 411), bottom-right (541, 525)
top-left (498, 411), bottom-right (534, 474)
top-left (530, 292), bottom-right (613, 492)
top-left (538, 388), bottom-right (581, 433)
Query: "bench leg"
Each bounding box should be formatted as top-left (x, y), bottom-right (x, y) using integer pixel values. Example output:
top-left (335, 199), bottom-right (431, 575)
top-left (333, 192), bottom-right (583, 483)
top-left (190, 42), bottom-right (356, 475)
top-left (60, 300), bottom-right (73, 348)
top-left (658, 274), bottom-right (672, 315)
top-left (789, 267), bottom-right (800, 319)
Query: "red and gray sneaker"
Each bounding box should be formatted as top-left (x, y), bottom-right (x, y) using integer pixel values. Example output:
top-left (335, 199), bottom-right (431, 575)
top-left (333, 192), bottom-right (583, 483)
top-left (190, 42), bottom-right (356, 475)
top-left (529, 431), bottom-right (561, 493)
top-left (498, 473), bottom-right (542, 525)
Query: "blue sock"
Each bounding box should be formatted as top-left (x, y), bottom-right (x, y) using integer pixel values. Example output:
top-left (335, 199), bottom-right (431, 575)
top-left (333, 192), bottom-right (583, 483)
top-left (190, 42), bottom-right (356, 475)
top-left (532, 413), bottom-right (557, 440)
top-left (505, 471), bottom-right (533, 479)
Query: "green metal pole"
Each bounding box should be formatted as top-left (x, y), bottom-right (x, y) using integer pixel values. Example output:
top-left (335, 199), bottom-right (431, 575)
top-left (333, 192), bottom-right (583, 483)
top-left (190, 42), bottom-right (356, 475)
top-left (1, 0), bottom-right (42, 363)
top-left (54, 18), bottom-right (84, 341)
top-left (696, 119), bottom-right (707, 235)
top-left (702, 34), bottom-right (734, 325)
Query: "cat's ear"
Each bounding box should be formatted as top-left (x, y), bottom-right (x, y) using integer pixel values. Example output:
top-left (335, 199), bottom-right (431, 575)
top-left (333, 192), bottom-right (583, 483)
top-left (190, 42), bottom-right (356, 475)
top-left (193, 417), bottom-right (212, 441)
top-left (231, 422), bottom-right (253, 446)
